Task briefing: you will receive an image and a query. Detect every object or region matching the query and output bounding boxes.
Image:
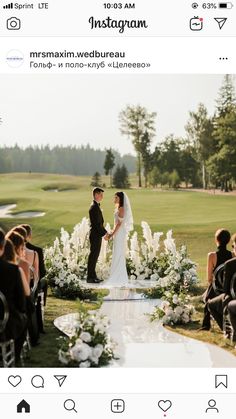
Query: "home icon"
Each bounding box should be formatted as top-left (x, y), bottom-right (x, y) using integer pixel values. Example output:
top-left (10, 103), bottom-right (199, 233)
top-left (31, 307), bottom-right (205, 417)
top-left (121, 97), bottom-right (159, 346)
top-left (17, 399), bottom-right (30, 413)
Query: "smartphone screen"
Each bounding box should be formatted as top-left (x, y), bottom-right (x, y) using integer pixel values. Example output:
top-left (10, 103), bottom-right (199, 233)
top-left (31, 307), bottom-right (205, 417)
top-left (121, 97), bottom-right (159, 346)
top-left (0, 1), bottom-right (236, 417)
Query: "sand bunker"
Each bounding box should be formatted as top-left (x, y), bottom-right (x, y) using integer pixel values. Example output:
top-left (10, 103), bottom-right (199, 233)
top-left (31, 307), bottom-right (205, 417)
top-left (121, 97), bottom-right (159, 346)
top-left (0, 204), bottom-right (45, 219)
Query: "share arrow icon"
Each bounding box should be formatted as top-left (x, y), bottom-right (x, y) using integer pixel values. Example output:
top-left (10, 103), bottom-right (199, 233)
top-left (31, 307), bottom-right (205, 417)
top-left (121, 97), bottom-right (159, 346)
top-left (214, 17), bottom-right (228, 29)
top-left (54, 375), bottom-right (67, 387)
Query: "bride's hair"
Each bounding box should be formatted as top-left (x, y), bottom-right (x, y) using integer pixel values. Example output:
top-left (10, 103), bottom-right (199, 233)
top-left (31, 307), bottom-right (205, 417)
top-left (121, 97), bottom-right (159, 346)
top-left (115, 191), bottom-right (124, 208)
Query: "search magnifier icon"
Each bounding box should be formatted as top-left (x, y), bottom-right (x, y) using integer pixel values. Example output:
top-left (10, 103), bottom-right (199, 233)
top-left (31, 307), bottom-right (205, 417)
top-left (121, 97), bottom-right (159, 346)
top-left (64, 399), bottom-right (78, 413)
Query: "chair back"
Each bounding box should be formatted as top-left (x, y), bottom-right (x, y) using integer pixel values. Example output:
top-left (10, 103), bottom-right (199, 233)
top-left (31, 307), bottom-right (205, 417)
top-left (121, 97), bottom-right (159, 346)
top-left (0, 291), bottom-right (9, 334)
top-left (212, 263), bottom-right (225, 295)
top-left (230, 272), bottom-right (236, 300)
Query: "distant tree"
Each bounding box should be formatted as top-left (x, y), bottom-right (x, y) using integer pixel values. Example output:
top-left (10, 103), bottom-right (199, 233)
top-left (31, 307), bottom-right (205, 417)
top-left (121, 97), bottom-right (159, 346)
top-left (150, 167), bottom-right (162, 188)
top-left (169, 170), bottom-right (181, 189)
top-left (209, 75), bottom-right (236, 191)
top-left (119, 105), bottom-right (156, 187)
top-left (104, 148), bottom-right (115, 187)
top-left (185, 103), bottom-right (214, 189)
top-left (90, 171), bottom-right (102, 187)
top-left (140, 131), bottom-right (152, 188)
top-left (113, 164), bottom-right (130, 189)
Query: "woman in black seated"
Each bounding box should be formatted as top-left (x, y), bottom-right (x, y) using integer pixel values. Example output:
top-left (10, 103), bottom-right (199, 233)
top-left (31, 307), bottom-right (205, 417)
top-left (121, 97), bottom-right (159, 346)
top-left (0, 228), bottom-right (27, 362)
top-left (200, 229), bottom-right (232, 331)
top-left (2, 239), bottom-right (30, 298)
top-left (5, 232), bottom-right (40, 346)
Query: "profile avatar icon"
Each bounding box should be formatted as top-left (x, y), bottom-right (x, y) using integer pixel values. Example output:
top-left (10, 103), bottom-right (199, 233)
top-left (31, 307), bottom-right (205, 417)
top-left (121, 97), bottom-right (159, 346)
top-left (206, 399), bottom-right (219, 413)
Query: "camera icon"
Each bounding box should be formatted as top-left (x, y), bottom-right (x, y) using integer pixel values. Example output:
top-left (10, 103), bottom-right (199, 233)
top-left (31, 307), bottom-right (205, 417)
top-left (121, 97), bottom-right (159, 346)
top-left (7, 17), bottom-right (21, 30)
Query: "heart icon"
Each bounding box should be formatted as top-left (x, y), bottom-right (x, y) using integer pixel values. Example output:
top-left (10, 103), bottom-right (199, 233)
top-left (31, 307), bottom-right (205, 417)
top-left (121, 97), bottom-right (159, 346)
top-left (8, 375), bottom-right (22, 387)
top-left (158, 400), bottom-right (172, 412)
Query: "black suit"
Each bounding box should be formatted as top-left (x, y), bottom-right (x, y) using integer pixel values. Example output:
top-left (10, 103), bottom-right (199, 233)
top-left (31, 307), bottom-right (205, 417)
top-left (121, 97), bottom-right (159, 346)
top-left (208, 258), bottom-right (236, 330)
top-left (0, 258), bottom-right (27, 359)
top-left (87, 201), bottom-right (107, 281)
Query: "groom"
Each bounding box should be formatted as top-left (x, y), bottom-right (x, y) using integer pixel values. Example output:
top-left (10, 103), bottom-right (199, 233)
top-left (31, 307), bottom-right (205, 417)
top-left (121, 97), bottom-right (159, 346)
top-left (87, 187), bottom-right (110, 283)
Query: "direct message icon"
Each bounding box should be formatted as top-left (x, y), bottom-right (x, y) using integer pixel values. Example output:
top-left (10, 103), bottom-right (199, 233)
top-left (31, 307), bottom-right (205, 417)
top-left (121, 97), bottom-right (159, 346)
top-left (158, 400), bottom-right (172, 413)
top-left (215, 375), bottom-right (228, 389)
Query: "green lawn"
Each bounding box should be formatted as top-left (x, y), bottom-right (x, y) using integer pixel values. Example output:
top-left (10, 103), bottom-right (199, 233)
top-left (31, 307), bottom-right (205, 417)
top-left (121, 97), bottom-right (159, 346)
top-left (1, 173), bottom-right (236, 366)
top-left (1, 172), bottom-right (236, 282)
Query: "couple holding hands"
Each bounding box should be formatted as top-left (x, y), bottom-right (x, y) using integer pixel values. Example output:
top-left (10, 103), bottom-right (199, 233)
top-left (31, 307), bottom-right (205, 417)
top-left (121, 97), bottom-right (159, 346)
top-left (87, 187), bottom-right (133, 287)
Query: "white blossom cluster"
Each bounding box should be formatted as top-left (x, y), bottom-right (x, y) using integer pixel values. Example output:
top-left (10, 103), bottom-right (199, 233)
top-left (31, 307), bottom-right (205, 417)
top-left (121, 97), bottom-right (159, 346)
top-left (44, 218), bottom-right (111, 297)
top-left (58, 312), bottom-right (116, 368)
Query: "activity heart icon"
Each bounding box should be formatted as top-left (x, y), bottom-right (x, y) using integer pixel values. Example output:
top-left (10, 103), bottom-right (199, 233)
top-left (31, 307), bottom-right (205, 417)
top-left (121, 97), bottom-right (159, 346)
top-left (8, 375), bottom-right (22, 387)
top-left (158, 400), bottom-right (172, 412)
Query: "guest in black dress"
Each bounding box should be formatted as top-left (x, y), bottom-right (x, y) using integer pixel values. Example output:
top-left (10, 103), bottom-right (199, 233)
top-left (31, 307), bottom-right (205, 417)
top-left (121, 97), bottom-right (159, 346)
top-left (200, 229), bottom-right (232, 331)
top-left (0, 228), bottom-right (27, 361)
top-left (22, 224), bottom-right (47, 334)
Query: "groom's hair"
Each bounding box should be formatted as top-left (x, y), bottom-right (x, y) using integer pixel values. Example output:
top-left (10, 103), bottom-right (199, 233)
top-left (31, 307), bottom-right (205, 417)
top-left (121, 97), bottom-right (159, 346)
top-left (93, 187), bottom-right (104, 197)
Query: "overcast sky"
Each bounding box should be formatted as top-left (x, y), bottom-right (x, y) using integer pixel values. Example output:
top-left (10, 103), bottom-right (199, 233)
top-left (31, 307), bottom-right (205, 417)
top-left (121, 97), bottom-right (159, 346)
top-left (0, 74), bottom-right (234, 155)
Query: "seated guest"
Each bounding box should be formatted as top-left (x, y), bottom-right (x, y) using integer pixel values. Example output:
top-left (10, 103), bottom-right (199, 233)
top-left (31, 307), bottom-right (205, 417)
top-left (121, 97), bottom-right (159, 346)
top-left (208, 234), bottom-right (236, 333)
top-left (0, 228), bottom-right (27, 361)
top-left (6, 231), bottom-right (30, 285)
top-left (5, 232), bottom-right (40, 346)
top-left (2, 238), bottom-right (30, 297)
top-left (22, 224), bottom-right (46, 280)
top-left (21, 224), bottom-right (47, 334)
top-left (13, 226), bottom-right (39, 284)
top-left (22, 224), bottom-right (47, 302)
top-left (200, 229), bottom-right (232, 331)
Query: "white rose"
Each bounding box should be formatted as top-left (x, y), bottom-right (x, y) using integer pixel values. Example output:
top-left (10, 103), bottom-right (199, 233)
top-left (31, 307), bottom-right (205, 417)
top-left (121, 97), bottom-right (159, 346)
top-left (80, 332), bottom-right (92, 343)
top-left (174, 306), bottom-right (184, 316)
top-left (93, 344), bottom-right (104, 358)
top-left (172, 295), bottom-right (179, 304)
top-left (182, 313), bottom-right (190, 323)
top-left (70, 342), bottom-right (92, 362)
top-left (79, 361), bottom-right (91, 368)
top-left (58, 350), bottom-right (69, 365)
top-left (89, 355), bottom-right (99, 365)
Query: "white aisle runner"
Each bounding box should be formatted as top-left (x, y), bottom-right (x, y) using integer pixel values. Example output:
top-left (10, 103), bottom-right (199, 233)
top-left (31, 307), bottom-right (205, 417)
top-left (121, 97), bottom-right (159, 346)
top-left (54, 289), bottom-right (236, 368)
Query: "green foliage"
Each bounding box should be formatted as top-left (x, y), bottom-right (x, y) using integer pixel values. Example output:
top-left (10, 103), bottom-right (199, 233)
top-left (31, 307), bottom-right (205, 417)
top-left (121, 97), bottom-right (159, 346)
top-left (113, 164), bottom-right (130, 188)
top-left (90, 171), bottom-right (102, 187)
top-left (119, 105), bottom-right (157, 187)
top-left (104, 148), bottom-right (115, 188)
top-left (0, 144), bottom-right (136, 176)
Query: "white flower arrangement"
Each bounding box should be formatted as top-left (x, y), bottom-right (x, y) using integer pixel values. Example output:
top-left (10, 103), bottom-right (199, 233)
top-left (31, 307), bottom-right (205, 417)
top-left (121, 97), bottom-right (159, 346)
top-left (44, 219), bottom-right (198, 323)
top-left (58, 311), bottom-right (116, 367)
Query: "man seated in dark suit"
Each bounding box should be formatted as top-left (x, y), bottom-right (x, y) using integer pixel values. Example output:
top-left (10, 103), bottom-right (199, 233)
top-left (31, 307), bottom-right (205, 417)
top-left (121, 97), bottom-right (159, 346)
top-left (22, 224), bottom-right (47, 333)
top-left (0, 228), bottom-right (27, 362)
top-left (208, 233), bottom-right (236, 336)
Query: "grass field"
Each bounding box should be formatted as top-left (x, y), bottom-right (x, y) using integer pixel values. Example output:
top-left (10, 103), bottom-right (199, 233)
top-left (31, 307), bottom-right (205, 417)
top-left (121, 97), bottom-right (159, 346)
top-left (1, 172), bottom-right (236, 282)
top-left (1, 172), bottom-right (236, 366)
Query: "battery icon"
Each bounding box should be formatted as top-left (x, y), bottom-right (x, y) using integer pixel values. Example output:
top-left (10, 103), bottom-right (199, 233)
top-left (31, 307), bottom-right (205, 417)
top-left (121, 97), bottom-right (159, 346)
top-left (219, 2), bottom-right (234, 7)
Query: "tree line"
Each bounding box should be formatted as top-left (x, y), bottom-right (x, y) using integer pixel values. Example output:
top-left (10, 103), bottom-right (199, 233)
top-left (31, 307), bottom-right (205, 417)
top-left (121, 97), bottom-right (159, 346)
top-left (119, 75), bottom-right (236, 191)
top-left (0, 144), bottom-right (136, 176)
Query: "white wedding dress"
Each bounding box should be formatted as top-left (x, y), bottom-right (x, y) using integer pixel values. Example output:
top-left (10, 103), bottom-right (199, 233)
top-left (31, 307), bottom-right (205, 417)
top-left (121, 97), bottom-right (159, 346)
top-left (104, 193), bottom-right (133, 289)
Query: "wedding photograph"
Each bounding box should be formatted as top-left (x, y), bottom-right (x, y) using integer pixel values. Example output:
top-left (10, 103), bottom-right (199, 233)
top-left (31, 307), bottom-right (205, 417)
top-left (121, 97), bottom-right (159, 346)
top-left (0, 73), bottom-right (236, 368)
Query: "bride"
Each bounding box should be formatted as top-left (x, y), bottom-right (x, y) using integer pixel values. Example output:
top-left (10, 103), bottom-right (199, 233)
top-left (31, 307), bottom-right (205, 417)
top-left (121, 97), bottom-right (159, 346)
top-left (104, 191), bottom-right (133, 287)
